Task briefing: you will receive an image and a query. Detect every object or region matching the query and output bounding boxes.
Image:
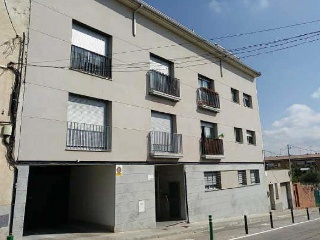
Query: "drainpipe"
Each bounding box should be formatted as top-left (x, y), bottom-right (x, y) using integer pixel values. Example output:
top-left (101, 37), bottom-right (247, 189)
top-left (132, 4), bottom-right (143, 37)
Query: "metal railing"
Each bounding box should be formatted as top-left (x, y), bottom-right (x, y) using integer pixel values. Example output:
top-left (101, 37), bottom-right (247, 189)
top-left (149, 131), bottom-right (182, 154)
top-left (66, 122), bottom-right (111, 151)
top-left (70, 45), bottom-right (111, 78)
top-left (148, 70), bottom-right (180, 98)
top-left (201, 138), bottom-right (224, 156)
top-left (197, 87), bottom-right (220, 109)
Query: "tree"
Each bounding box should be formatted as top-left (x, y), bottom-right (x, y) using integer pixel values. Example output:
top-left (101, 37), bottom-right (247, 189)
top-left (300, 170), bottom-right (320, 185)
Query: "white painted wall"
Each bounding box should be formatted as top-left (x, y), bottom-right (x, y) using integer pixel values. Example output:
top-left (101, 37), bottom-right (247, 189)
top-left (68, 165), bottom-right (115, 229)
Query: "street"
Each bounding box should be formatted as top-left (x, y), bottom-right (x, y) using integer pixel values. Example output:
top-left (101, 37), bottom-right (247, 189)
top-left (234, 219), bottom-right (320, 240)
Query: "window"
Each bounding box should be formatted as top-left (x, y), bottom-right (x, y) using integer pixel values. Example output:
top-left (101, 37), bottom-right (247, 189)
top-left (149, 54), bottom-right (180, 98)
top-left (201, 122), bottom-right (217, 139)
top-left (250, 170), bottom-right (260, 184)
top-left (71, 22), bottom-right (111, 78)
top-left (274, 183), bottom-right (279, 199)
top-left (66, 94), bottom-right (110, 151)
top-left (150, 111), bottom-right (182, 154)
top-left (198, 75), bottom-right (212, 89)
top-left (234, 128), bottom-right (243, 143)
top-left (243, 93), bottom-right (252, 108)
top-left (204, 171), bottom-right (221, 190)
top-left (231, 88), bottom-right (240, 103)
top-left (197, 75), bottom-right (220, 111)
top-left (238, 170), bottom-right (247, 186)
top-left (246, 130), bottom-right (256, 145)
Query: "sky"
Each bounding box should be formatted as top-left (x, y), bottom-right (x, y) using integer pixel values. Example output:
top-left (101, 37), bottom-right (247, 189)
top-left (143, 0), bottom-right (320, 156)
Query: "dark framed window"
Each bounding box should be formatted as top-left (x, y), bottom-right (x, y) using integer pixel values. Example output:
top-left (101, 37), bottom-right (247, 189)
top-left (198, 75), bottom-right (213, 90)
top-left (243, 93), bottom-right (252, 108)
top-left (231, 88), bottom-right (240, 103)
top-left (250, 170), bottom-right (260, 184)
top-left (204, 171), bottom-right (221, 190)
top-left (246, 130), bottom-right (256, 145)
top-left (71, 21), bottom-right (112, 78)
top-left (238, 170), bottom-right (247, 186)
top-left (234, 127), bottom-right (243, 143)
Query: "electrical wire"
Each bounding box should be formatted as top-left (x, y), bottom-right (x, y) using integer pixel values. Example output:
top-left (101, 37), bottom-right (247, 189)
top-left (31, 0), bottom-right (320, 57)
top-left (3, 0), bottom-right (18, 36)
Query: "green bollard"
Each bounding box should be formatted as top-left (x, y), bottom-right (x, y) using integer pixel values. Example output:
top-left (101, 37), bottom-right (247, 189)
top-left (7, 235), bottom-right (14, 240)
top-left (209, 215), bottom-right (214, 240)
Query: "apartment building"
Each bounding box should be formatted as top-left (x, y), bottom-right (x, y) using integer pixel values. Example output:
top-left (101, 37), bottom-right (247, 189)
top-left (8, 0), bottom-right (269, 238)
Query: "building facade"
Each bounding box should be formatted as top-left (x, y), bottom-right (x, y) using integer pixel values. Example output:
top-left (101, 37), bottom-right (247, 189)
top-left (0, 0), bottom-right (29, 239)
top-left (9, 0), bottom-right (268, 238)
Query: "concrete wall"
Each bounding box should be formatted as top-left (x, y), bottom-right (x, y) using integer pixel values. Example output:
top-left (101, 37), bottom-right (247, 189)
top-left (186, 164), bottom-right (268, 222)
top-left (17, 0), bottom-right (264, 166)
top-left (265, 170), bottom-right (293, 210)
top-left (115, 165), bottom-right (156, 232)
top-left (0, 0), bottom-right (30, 238)
top-left (69, 165), bottom-right (115, 229)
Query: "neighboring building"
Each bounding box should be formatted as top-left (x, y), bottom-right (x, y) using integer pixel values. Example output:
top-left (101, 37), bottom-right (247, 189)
top-left (265, 154), bottom-right (320, 210)
top-left (0, 1), bottom-right (29, 239)
top-left (7, 0), bottom-right (268, 239)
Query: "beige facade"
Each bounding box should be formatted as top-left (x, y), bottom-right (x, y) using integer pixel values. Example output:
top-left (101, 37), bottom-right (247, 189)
top-left (5, 0), bottom-right (270, 238)
top-left (0, 0), bottom-right (30, 238)
top-left (265, 169), bottom-right (293, 210)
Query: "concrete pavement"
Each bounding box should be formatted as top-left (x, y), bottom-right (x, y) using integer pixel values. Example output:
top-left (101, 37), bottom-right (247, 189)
top-left (23, 208), bottom-right (320, 240)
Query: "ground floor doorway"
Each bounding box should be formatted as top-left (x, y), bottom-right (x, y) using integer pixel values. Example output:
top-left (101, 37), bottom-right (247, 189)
top-left (23, 165), bottom-right (115, 236)
top-left (155, 164), bottom-right (187, 222)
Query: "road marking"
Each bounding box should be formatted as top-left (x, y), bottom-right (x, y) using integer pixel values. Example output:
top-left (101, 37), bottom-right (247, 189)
top-left (230, 218), bottom-right (320, 240)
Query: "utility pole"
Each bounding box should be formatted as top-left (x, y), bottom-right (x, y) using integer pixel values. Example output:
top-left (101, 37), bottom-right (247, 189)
top-left (287, 144), bottom-right (292, 182)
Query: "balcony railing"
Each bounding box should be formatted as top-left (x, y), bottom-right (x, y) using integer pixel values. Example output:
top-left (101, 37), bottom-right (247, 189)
top-left (197, 87), bottom-right (220, 111)
top-left (148, 70), bottom-right (180, 100)
top-left (149, 131), bottom-right (183, 157)
top-left (70, 45), bottom-right (111, 78)
top-left (201, 138), bottom-right (224, 156)
top-left (66, 122), bottom-right (111, 151)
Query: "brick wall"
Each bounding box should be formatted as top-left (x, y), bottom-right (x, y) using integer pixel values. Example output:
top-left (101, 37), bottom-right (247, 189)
top-left (293, 183), bottom-right (316, 209)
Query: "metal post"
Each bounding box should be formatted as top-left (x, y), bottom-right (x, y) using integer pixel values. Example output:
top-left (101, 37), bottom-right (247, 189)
top-left (291, 208), bottom-right (295, 223)
top-left (209, 215), bottom-right (214, 240)
top-left (319, 207), bottom-right (320, 216)
top-left (307, 208), bottom-right (310, 220)
top-left (244, 215), bottom-right (249, 234)
top-left (269, 212), bottom-right (274, 228)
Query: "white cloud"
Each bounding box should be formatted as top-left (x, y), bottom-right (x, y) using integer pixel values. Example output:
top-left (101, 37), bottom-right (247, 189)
top-left (263, 104), bottom-right (320, 155)
top-left (311, 87), bottom-right (320, 99)
top-left (258, 0), bottom-right (270, 8)
top-left (209, 0), bottom-right (222, 13)
top-left (209, 0), bottom-right (270, 14)
top-left (244, 0), bottom-right (270, 10)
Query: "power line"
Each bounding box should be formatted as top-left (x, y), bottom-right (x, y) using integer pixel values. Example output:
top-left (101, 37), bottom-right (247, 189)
top-left (32, 0), bottom-right (320, 58)
top-left (241, 35), bottom-right (320, 59)
top-left (3, 0), bottom-right (18, 36)
top-left (27, 28), bottom-right (320, 71)
top-left (213, 19), bottom-right (320, 40)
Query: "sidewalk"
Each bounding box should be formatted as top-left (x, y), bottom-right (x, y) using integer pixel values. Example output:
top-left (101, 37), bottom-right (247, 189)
top-left (24, 208), bottom-right (320, 240)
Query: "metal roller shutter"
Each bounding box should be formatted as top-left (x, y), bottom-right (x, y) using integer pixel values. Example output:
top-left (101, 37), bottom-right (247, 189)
top-left (151, 112), bottom-right (172, 133)
top-left (150, 56), bottom-right (170, 75)
top-left (72, 23), bottom-right (107, 56)
top-left (67, 95), bottom-right (106, 126)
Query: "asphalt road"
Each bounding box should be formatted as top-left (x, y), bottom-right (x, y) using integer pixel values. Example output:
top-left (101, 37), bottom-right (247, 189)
top-left (234, 219), bottom-right (320, 240)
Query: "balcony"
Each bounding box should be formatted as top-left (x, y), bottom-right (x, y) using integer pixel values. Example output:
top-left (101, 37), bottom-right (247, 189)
top-left (148, 70), bottom-right (181, 101)
top-left (149, 131), bottom-right (183, 159)
top-left (197, 87), bottom-right (220, 112)
top-left (201, 138), bottom-right (224, 160)
top-left (66, 122), bottom-right (111, 151)
top-left (70, 45), bottom-right (111, 78)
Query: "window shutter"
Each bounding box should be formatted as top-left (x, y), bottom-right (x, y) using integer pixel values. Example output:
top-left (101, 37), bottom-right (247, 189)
top-left (68, 95), bottom-right (106, 126)
top-left (150, 56), bottom-right (170, 75)
top-left (151, 112), bottom-right (172, 133)
top-left (72, 24), bottom-right (107, 56)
